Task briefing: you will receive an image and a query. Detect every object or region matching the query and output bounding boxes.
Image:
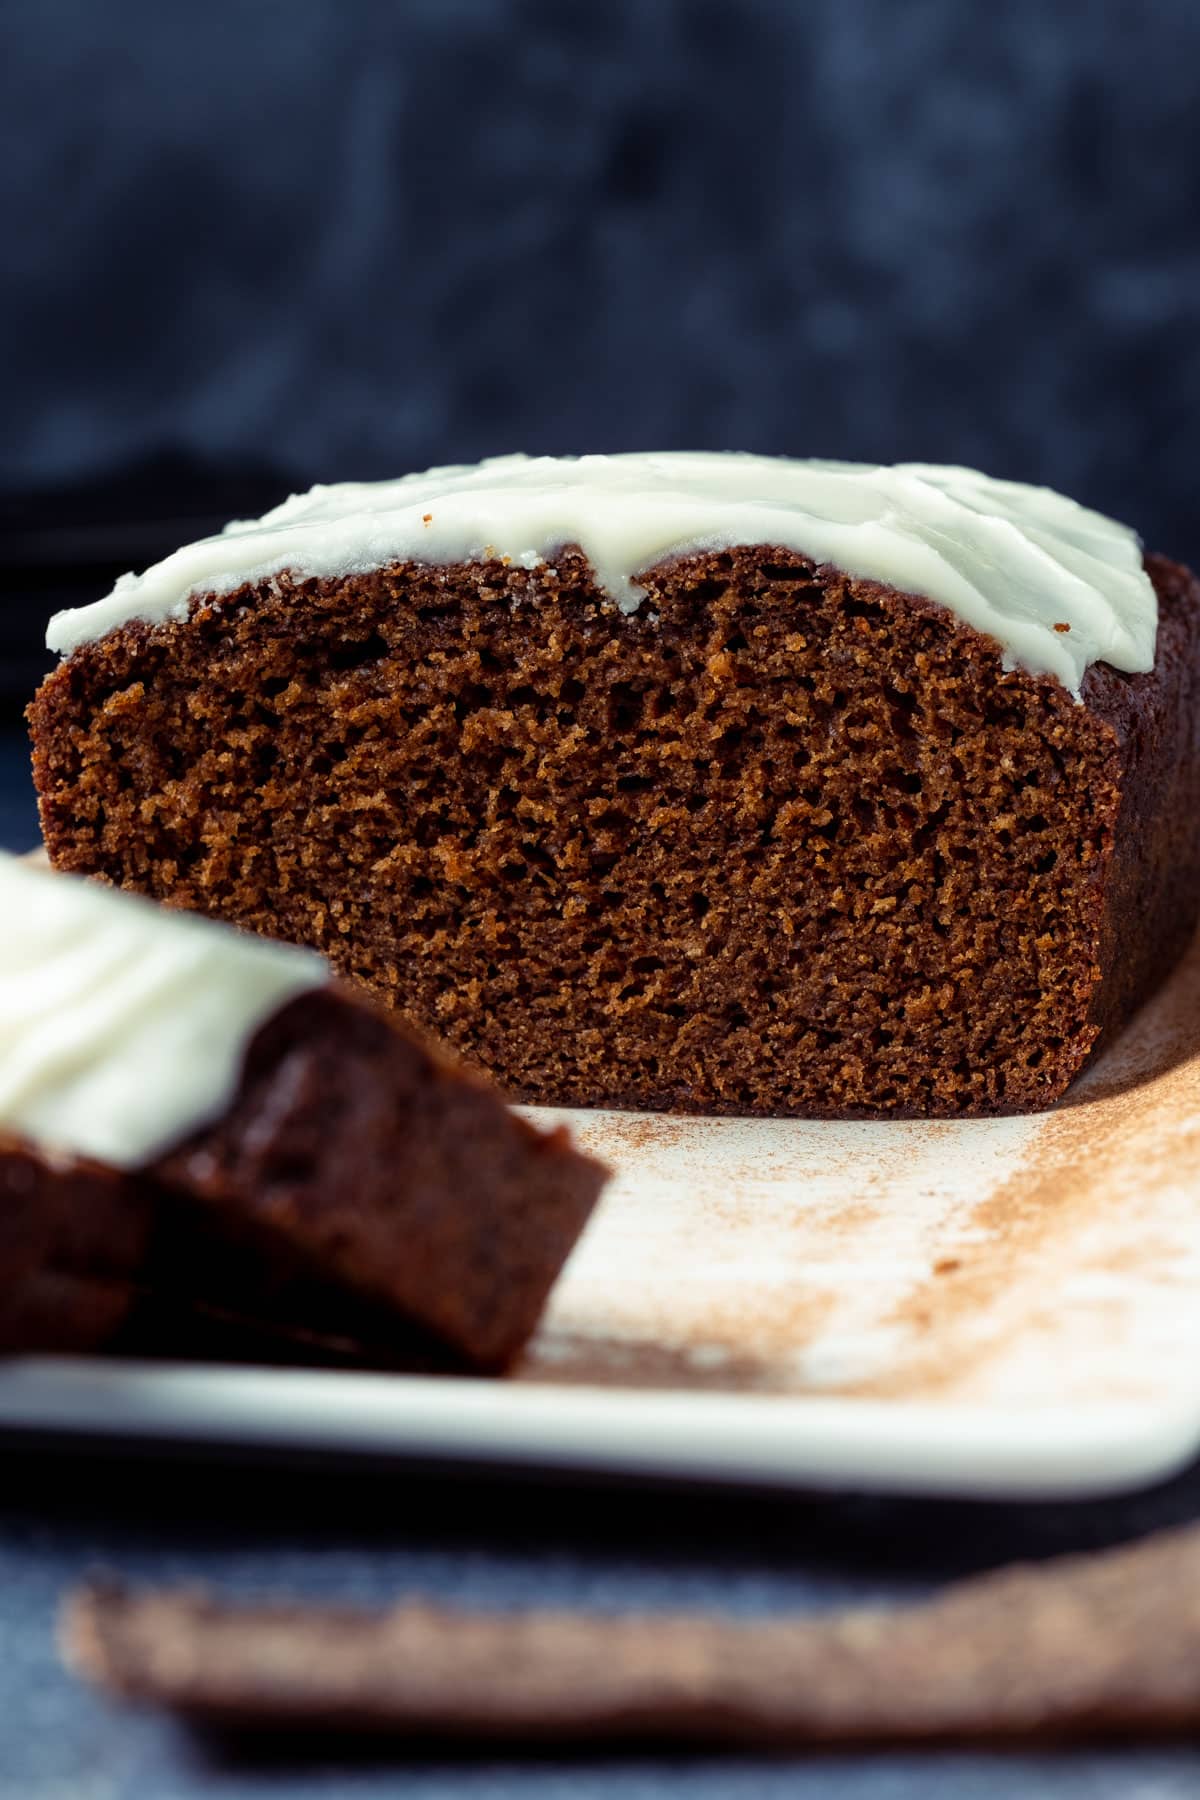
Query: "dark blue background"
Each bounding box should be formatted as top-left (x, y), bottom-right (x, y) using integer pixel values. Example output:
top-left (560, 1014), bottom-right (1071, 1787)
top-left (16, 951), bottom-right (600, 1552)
top-left (4, 0), bottom-right (1200, 561)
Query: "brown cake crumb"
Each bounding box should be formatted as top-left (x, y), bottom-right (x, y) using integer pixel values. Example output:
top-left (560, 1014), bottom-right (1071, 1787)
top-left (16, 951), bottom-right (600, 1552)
top-left (29, 546), bottom-right (1200, 1116)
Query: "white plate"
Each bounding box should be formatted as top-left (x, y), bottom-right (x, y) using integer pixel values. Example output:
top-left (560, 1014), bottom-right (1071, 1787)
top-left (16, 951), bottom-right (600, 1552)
top-left (4, 930), bottom-right (1200, 1500)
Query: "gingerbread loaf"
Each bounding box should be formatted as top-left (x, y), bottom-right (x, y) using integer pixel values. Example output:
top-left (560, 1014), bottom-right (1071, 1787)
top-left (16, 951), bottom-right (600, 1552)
top-left (29, 454), bottom-right (1200, 1116)
top-left (0, 856), bottom-right (603, 1368)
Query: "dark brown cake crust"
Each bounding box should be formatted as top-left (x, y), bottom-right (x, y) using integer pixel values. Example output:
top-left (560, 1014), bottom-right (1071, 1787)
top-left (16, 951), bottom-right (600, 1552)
top-left (29, 545), bottom-right (1200, 1116)
top-left (0, 1138), bottom-right (151, 1353)
top-left (149, 985), bottom-right (605, 1371)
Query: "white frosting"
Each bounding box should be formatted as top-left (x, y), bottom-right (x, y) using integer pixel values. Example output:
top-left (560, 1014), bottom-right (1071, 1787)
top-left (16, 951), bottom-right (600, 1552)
top-left (46, 453), bottom-right (1157, 695)
top-left (0, 856), bottom-right (327, 1168)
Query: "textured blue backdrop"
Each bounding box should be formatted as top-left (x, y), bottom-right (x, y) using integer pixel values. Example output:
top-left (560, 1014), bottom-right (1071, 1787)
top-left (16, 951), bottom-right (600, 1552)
top-left (4, 0), bottom-right (1200, 558)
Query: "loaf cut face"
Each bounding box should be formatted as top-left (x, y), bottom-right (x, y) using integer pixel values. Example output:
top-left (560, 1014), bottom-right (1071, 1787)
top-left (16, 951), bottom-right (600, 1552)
top-left (30, 546), bottom-right (1200, 1116)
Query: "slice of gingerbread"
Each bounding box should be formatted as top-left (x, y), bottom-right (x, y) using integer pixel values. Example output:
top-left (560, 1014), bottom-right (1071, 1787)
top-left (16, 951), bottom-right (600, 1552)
top-left (0, 855), bottom-right (605, 1369)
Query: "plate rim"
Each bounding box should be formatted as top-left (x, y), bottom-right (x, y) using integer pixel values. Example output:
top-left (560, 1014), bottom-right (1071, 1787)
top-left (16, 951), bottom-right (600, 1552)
top-left (2, 1355), bottom-right (1196, 1501)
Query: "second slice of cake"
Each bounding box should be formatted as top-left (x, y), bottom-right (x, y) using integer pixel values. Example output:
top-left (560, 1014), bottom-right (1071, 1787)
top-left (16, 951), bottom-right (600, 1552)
top-left (0, 856), bottom-right (604, 1368)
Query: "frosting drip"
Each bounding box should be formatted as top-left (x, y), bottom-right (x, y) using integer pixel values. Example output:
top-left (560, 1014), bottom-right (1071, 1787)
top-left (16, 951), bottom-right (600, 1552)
top-left (45, 454), bottom-right (1157, 695)
top-left (0, 857), bottom-right (327, 1167)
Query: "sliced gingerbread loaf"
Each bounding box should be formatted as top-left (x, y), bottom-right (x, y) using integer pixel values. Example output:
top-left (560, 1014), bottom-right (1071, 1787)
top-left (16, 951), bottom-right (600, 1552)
top-left (0, 856), bottom-right (603, 1367)
top-left (29, 455), bottom-right (1200, 1116)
